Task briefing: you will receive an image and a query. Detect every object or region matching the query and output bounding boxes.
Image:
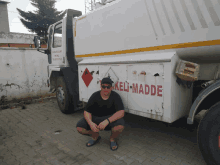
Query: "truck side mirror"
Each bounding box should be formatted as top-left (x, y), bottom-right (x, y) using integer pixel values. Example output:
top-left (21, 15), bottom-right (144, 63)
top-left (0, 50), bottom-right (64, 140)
top-left (34, 36), bottom-right (41, 51)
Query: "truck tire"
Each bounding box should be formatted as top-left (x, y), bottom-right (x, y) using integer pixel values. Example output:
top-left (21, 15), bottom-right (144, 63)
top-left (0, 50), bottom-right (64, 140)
top-left (56, 77), bottom-right (74, 114)
top-left (197, 102), bottom-right (220, 165)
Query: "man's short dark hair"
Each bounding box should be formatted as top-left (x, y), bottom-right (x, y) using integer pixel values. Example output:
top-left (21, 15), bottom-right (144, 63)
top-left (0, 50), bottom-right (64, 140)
top-left (101, 77), bottom-right (113, 86)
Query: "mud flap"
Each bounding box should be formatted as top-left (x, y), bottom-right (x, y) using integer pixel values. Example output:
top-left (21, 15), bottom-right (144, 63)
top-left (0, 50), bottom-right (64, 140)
top-left (60, 67), bottom-right (79, 110)
top-left (59, 9), bottom-right (82, 110)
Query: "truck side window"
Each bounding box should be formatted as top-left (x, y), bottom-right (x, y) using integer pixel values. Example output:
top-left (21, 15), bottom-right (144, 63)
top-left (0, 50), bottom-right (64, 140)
top-left (53, 22), bottom-right (62, 48)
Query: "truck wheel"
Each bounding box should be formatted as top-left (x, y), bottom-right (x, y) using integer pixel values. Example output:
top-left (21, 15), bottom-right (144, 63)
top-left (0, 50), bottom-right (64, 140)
top-left (197, 102), bottom-right (220, 165)
top-left (56, 77), bottom-right (74, 114)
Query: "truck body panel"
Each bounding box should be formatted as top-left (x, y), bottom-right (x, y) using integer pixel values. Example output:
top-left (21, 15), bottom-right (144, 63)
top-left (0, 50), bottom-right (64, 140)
top-left (78, 51), bottom-right (192, 123)
top-left (46, 0), bottom-right (220, 122)
top-left (74, 0), bottom-right (220, 59)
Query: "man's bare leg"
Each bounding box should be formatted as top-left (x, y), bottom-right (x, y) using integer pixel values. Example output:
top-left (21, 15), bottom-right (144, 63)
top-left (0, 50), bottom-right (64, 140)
top-left (110, 125), bottom-right (124, 150)
top-left (77, 127), bottom-right (99, 145)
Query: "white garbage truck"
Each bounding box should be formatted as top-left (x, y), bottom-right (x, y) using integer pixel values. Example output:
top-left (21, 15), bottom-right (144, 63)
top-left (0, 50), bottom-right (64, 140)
top-left (34, 0), bottom-right (220, 164)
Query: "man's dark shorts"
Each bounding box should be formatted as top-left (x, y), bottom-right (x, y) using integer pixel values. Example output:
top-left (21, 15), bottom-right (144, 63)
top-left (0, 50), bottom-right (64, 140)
top-left (76, 115), bottom-right (125, 131)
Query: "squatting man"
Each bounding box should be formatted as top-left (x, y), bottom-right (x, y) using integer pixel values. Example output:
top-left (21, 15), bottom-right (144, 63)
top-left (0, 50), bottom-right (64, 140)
top-left (76, 77), bottom-right (125, 151)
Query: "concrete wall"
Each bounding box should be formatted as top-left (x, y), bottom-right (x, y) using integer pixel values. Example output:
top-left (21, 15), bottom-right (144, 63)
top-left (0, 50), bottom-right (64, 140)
top-left (0, 1), bottom-right (10, 33)
top-left (0, 4), bottom-right (55, 107)
top-left (0, 47), bottom-right (53, 104)
top-left (0, 32), bottom-right (35, 44)
top-left (0, 32), bottom-right (57, 107)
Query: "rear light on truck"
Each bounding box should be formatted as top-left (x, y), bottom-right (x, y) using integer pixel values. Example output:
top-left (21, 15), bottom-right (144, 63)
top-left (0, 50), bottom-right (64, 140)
top-left (175, 60), bottom-right (200, 81)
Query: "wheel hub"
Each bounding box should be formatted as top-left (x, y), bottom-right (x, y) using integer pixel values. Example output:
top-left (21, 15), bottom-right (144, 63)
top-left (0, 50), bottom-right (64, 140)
top-left (57, 86), bottom-right (64, 104)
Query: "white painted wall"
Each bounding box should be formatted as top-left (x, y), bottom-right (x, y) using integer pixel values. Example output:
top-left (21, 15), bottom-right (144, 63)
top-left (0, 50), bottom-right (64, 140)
top-left (0, 32), bottom-right (35, 44)
top-left (0, 47), bottom-right (51, 101)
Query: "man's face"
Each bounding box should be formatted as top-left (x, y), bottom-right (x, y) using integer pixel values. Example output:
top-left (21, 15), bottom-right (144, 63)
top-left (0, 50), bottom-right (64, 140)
top-left (101, 83), bottom-right (112, 95)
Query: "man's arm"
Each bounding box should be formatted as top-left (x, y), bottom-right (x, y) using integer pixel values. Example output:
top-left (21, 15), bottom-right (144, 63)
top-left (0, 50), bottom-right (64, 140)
top-left (98, 110), bottom-right (124, 130)
top-left (107, 92), bottom-right (125, 124)
top-left (84, 92), bottom-right (97, 125)
top-left (84, 111), bottom-right (93, 126)
top-left (108, 110), bottom-right (125, 123)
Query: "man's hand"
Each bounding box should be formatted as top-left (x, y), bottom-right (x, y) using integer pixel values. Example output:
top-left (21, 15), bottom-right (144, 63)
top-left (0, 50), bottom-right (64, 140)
top-left (98, 119), bottom-right (109, 131)
top-left (90, 122), bottom-right (100, 132)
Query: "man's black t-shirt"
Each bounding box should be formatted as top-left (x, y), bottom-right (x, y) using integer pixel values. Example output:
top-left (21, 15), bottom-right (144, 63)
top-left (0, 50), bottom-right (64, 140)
top-left (85, 90), bottom-right (124, 117)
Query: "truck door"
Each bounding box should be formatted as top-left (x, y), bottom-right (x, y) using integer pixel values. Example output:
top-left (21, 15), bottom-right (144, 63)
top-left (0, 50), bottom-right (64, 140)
top-left (127, 64), bottom-right (164, 117)
top-left (51, 21), bottom-right (65, 66)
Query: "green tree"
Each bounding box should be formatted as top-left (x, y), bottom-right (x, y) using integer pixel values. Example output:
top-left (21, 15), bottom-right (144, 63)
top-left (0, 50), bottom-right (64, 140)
top-left (17, 0), bottom-right (66, 39)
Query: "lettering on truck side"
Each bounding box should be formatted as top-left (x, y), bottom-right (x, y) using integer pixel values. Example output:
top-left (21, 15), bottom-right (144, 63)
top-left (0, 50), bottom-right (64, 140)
top-left (99, 80), bottom-right (163, 97)
top-left (53, 58), bottom-right (62, 61)
top-left (52, 50), bottom-right (62, 53)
